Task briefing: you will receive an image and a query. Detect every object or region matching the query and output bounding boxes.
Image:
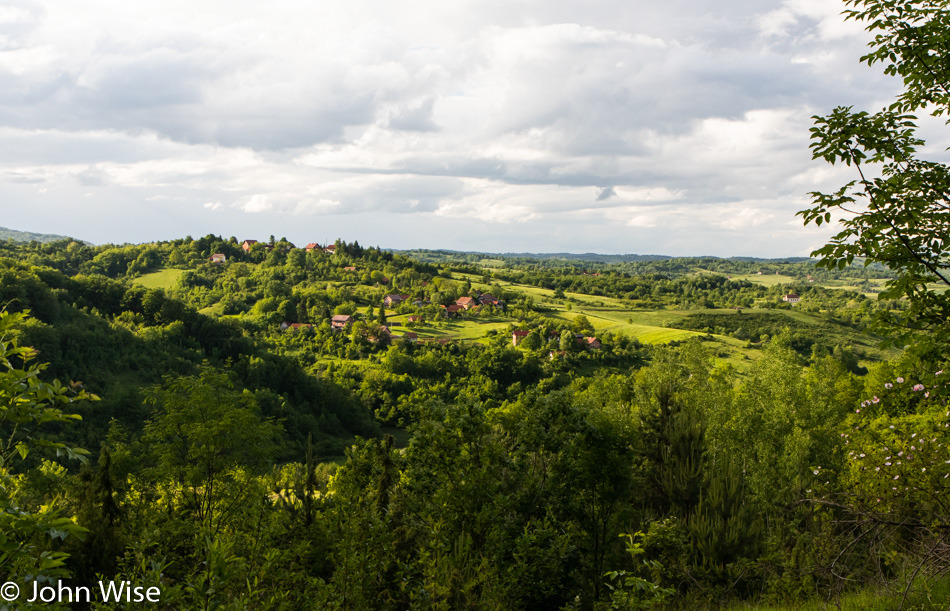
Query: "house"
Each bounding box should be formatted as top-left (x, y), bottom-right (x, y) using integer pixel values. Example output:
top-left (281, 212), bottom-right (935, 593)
top-left (344, 266), bottom-right (358, 272)
top-left (477, 293), bottom-right (497, 306)
top-left (368, 326), bottom-right (392, 343)
top-left (443, 305), bottom-right (464, 318)
top-left (304, 243), bottom-right (321, 253)
top-left (403, 331), bottom-right (418, 343)
top-left (512, 330), bottom-right (530, 346)
top-left (331, 315), bottom-right (352, 331)
top-left (783, 293), bottom-right (801, 304)
top-left (280, 322), bottom-right (313, 332)
top-left (408, 315), bottom-right (424, 324)
top-left (586, 337), bottom-right (602, 350)
top-left (324, 245), bottom-right (337, 255)
top-left (456, 296), bottom-right (476, 309)
top-left (209, 253), bottom-right (226, 264)
top-left (383, 294), bottom-right (411, 307)
top-left (241, 240), bottom-right (258, 252)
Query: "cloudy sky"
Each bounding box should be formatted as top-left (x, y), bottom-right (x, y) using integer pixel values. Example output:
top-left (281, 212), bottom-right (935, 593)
top-left (0, 0), bottom-right (935, 255)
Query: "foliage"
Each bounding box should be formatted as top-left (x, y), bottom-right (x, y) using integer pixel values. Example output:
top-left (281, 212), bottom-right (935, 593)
top-left (602, 533), bottom-right (675, 610)
top-left (0, 311), bottom-right (95, 588)
top-left (140, 367), bottom-right (279, 535)
top-left (799, 0), bottom-right (950, 351)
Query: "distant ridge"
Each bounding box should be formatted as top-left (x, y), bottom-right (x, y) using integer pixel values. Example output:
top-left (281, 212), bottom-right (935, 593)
top-left (0, 226), bottom-right (88, 244)
top-left (393, 248), bottom-right (812, 264)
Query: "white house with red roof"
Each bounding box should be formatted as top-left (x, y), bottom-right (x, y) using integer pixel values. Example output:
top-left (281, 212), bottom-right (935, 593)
top-left (331, 314), bottom-right (352, 330)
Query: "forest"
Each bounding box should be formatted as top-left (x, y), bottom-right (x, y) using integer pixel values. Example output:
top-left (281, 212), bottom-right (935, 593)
top-left (4, 0), bottom-right (950, 609)
top-left (0, 224), bottom-right (944, 610)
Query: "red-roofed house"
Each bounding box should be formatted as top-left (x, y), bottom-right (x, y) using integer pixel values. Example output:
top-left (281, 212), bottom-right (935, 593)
top-left (443, 305), bottom-right (464, 318)
top-left (368, 326), bottom-right (392, 343)
top-left (456, 296), bottom-right (476, 309)
top-left (209, 253), bottom-right (226, 264)
top-left (403, 332), bottom-right (418, 343)
top-left (241, 240), bottom-right (258, 252)
top-left (383, 294), bottom-right (411, 307)
top-left (782, 293), bottom-right (801, 303)
top-left (331, 315), bottom-right (352, 331)
top-left (408, 315), bottom-right (424, 324)
top-left (280, 322), bottom-right (313, 332)
top-left (304, 242), bottom-right (321, 253)
top-left (586, 337), bottom-right (602, 350)
top-left (324, 244), bottom-right (337, 254)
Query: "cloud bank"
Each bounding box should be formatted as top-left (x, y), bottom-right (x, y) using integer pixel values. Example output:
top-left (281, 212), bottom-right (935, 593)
top-left (0, 0), bottom-right (923, 255)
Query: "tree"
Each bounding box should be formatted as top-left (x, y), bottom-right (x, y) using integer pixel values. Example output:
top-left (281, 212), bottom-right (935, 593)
top-left (799, 0), bottom-right (950, 351)
top-left (0, 311), bottom-right (95, 585)
top-left (572, 314), bottom-right (595, 335)
top-left (141, 367), bottom-right (279, 535)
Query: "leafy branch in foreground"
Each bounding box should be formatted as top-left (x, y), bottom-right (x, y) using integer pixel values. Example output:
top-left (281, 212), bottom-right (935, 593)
top-left (799, 0), bottom-right (950, 351)
top-left (0, 310), bottom-right (97, 585)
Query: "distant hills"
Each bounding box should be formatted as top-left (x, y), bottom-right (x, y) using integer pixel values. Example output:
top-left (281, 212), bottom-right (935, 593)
top-left (394, 248), bottom-right (813, 264)
top-left (0, 226), bottom-right (87, 244)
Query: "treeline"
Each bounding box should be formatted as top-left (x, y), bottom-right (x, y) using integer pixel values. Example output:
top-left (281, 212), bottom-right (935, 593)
top-left (9, 316), bottom-right (947, 609)
top-left (0, 256), bottom-right (376, 458)
top-left (3, 234), bottom-right (943, 609)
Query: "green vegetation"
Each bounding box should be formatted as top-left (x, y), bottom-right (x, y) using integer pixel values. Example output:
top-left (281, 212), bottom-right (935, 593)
top-left (132, 267), bottom-right (185, 290)
top-left (3, 2), bottom-right (950, 608)
top-left (0, 229), bottom-right (930, 609)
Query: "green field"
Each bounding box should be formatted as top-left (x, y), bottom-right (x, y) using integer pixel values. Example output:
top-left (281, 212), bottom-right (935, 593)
top-left (448, 274), bottom-right (890, 364)
top-left (133, 268), bottom-right (185, 290)
top-left (198, 302), bottom-right (225, 316)
top-left (729, 272), bottom-right (797, 286)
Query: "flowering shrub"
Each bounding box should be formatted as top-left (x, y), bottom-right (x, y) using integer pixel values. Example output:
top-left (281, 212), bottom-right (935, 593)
top-left (815, 366), bottom-right (950, 579)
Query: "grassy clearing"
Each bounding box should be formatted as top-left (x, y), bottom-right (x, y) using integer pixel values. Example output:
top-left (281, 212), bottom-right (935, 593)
top-left (721, 577), bottom-right (950, 610)
top-left (730, 273), bottom-right (797, 286)
top-left (198, 302), bottom-right (225, 316)
top-left (133, 268), bottom-right (185, 290)
top-left (453, 274), bottom-right (891, 362)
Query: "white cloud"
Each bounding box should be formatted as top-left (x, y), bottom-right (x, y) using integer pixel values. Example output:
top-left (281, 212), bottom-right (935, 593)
top-left (0, 0), bottom-right (909, 255)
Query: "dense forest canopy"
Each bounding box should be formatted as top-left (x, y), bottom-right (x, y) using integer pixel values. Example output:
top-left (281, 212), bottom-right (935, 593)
top-left (0, 224), bottom-right (939, 609)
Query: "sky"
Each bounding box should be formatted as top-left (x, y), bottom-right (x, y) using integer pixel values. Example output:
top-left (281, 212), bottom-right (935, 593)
top-left (0, 0), bottom-right (939, 255)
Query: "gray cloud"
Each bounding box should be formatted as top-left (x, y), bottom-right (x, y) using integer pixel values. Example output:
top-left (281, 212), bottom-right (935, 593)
top-left (0, 0), bottom-right (902, 255)
top-left (596, 186), bottom-right (615, 201)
